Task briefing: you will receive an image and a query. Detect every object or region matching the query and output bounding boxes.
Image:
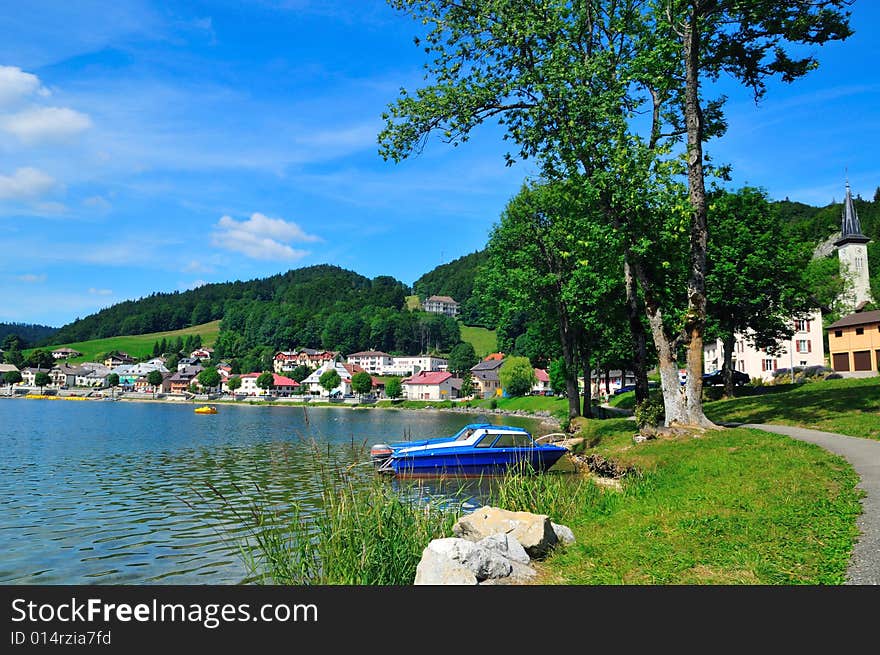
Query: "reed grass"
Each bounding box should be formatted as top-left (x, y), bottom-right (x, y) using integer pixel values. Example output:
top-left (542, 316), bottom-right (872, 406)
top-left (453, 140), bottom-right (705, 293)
top-left (208, 439), bottom-right (463, 585)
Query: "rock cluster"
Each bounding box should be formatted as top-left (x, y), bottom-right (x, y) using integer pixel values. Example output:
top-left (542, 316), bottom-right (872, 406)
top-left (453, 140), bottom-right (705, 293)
top-left (414, 506), bottom-right (575, 585)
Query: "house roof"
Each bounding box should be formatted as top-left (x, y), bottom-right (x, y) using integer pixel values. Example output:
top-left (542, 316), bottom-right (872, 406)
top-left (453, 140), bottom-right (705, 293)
top-left (828, 310), bottom-right (880, 329)
top-left (52, 347), bottom-right (81, 354)
top-left (472, 359), bottom-right (504, 372)
top-left (348, 350), bottom-right (392, 358)
top-left (426, 295), bottom-right (458, 304)
top-left (483, 352), bottom-right (505, 361)
top-left (403, 371), bottom-right (453, 385)
top-left (534, 368), bottom-right (549, 383)
top-left (0, 364), bottom-right (20, 373)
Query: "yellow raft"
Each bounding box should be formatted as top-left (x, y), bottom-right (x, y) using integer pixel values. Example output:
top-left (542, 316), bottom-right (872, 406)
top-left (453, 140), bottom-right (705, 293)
top-left (194, 405), bottom-right (218, 414)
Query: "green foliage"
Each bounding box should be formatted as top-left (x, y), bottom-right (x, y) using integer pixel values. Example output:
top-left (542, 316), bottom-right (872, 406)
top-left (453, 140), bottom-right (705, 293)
top-left (351, 371), bottom-right (373, 397)
top-left (147, 369), bottom-right (164, 390)
top-left (289, 365), bottom-right (311, 383)
top-left (3, 348), bottom-right (24, 368)
top-left (227, 375), bottom-right (242, 394)
top-left (634, 396), bottom-right (665, 429)
top-left (198, 367), bottom-right (221, 391)
top-left (447, 342), bottom-right (477, 375)
top-left (459, 371), bottom-right (474, 398)
top-left (256, 371), bottom-right (275, 392)
top-left (24, 349), bottom-right (55, 369)
top-left (3, 370), bottom-right (22, 386)
top-left (318, 369), bottom-right (341, 394)
top-left (384, 376), bottom-right (402, 399)
top-left (548, 358), bottom-right (568, 396)
top-left (0, 323), bottom-right (57, 348)
top-left (107, 373), bottom-right (119, 388)
top-left (34, 371), bottom-right (51, 390)
top-left (498, 356), bottom-right (537, 397)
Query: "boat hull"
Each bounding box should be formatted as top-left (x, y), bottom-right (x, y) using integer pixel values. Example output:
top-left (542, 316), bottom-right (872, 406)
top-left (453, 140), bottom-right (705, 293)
top-left (387, 448), bottom-right (566, 477)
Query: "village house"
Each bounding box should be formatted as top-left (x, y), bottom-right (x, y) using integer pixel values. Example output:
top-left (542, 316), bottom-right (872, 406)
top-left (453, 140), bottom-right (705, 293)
top-left (532, 368), bottom-right (551, 395)
top-left (273, 348), bottom-right (339, 373)
top-left (104, 352), bottom-right (136, 368)
top-left (0, 363), bottom-right (20, 376)
top-left (51, 347), bottom-right (82, 360)
top-left (386, 355), bottom-right (448, 377)
top-left (422, 295), bottom-right (460, 317)
top-left (702, 310), bottom-right (826, 382)
top-left (470, 357), bottom-right (504, 399)
top-left (189, 348), bottom-right (214, 361)
top-left (20, 367), bottom-right (53, 387)
top-left (177, 357), bottom-right (197, 371)
top-left (231, 372), bottom-right (300, 397)
top-left (74, 363), bottom-right (111, 387)
top-left (346, 351), bottom-right (394, 375)
top-left (302, 361), bottom-right (364, 397)
top-left (162, 365), bottom-right (203, 394)
top-left (401, 370), bottom-right (462, 401)
top-left (827, 309), bottom-right (880, 375)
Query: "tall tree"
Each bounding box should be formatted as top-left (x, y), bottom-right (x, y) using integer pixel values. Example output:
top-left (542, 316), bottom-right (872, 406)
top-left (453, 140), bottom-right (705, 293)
top-left (198, 367), bottom-right (222, 393)
top-left (4, 370), bottom-right (22, 394)
top-left (147, 369), bottom-right (164, 398)
top-left (256, 371), bottom-right (275, 396)
top-left (34, 371), bottom-right (51, 394)
top-left (705, 187), bottom-right (815, 396)
top-left (380, 0), bottom-right (852, 428)
top-left (499, 356), bottom-right (537, 397)
top-left (319, 369), bottom-right (342, 397)
top-left (384, 376), bottom-right (403, 399)
top-left (351, 371), bottom-right (373, 400)
top-left (448, 342), bottom-right (478, 376)
top-left (227, 375), bottom-right (242, 399)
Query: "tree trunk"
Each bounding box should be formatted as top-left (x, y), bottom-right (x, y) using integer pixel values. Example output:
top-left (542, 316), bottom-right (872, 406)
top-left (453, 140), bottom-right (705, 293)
top-left (645, 305), bottom-right (688, 425)
top-left (722, 333), bottom-right (736, 398)
top-left (581, 342), bottom-right (593, 418)
top-left (624, 257), bottom-right (650, 404)
top-left (558, 311), bottom-right (581, 419)
top-left (680, 11), bottom-right (715, 428)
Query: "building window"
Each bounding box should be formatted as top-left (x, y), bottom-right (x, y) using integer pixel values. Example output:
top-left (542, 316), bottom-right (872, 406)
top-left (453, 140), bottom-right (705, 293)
top-left (835, 330), bottom-right (843, 338)
top-left (796, 340), bottom-right (811, 353)
top-left (856, 327), bottom-right (864, 336)
top-left (794, 319), bottom-right (810, 332)
top-left (761, 359), bottom-right (776, 372)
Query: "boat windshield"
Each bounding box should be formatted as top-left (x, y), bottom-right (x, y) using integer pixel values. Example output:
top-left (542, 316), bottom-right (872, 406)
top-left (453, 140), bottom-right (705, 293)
top-left (455, 428), bottom-right (477, 441)
top-left (491, 432), bottom-right (535, 448)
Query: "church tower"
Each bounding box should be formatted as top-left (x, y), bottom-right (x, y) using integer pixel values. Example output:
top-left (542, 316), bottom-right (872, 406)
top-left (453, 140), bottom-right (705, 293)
top-left (834, 181), bottom-right (873, 312)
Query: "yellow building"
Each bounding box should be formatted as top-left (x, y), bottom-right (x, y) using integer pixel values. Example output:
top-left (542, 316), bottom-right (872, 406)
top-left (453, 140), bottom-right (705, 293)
top-left (827, 310), bottom-right (880, 374)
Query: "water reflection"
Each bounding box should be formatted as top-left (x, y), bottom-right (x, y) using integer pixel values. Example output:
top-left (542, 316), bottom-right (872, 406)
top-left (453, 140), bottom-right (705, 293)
top-left (0, 400), bottom-right (547, 584)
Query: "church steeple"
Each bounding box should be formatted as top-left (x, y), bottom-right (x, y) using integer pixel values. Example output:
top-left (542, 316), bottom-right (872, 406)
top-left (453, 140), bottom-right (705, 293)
top-left (834, 181), bottom-right (869, 246)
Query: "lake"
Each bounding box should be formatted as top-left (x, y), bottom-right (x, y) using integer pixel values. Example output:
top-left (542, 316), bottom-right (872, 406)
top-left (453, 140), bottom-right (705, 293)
top-left (0, 399), bottom-right (546, 584)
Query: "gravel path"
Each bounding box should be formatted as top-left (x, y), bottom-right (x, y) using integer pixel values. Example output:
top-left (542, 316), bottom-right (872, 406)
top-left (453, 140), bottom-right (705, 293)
top-left (736, 423), bottom-right (880, 585)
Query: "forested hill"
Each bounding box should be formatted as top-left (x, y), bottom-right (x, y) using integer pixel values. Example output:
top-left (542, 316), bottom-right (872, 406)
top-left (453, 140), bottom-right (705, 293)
top-left (0, 323), bottom-right (58, 348)
top-left (49, 265), bottom-right (409, 345)
top-left (412, 249), bottom-right (491, 326)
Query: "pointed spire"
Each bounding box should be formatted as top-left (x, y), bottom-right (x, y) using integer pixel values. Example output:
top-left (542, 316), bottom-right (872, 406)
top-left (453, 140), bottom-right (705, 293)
top-left (834, 180), bottom-right (869, 246)
top-left (841, 181), bottom-right (865, 238)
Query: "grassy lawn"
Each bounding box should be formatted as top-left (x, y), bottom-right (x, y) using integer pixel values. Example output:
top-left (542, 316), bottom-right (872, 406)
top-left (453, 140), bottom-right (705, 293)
top-left (704, 376), bottom-right (880, 440)
top-left (459, 324), bottom-right (497, 357)
top-left (24, 320), bottom-right (221, 364)
top-left (503, 418), bottom-right (862, 584)
top-left (466, 394), bottom-right (570, 422)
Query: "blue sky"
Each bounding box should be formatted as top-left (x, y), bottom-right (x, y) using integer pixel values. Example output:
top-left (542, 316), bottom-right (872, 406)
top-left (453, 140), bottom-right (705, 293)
top-left (1, 1), bottom-right (878, 327)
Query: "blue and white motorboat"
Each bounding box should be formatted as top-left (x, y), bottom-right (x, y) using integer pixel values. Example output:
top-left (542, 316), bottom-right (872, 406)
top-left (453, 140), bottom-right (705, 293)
top-left (369, 423), bottom-right (568, 477)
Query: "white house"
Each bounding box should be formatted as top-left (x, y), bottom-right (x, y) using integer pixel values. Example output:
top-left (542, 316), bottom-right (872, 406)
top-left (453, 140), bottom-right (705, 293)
top-left (401, 370), bottom-right (461, 401)
top-left (703, 310), bottom-right (826, 382)
top-left (386, 355), bottom-right (448, 377)
top-left (531, 368), bottom-right (551, 395)
top-left (230, 372), bottom-right (300, 397)
top-left (422, 295), bottom-right (460, 317)
top-left (51, 347), bottom-right (82, 359)
top-left (346, 351), bottom-right (394, 374)
top-left (302, 361), bottom-right (364, 397)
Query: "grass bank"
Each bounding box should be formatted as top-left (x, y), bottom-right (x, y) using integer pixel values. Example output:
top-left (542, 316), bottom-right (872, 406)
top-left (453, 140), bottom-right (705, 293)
top-left (23, 320), bottom-right (221, 364)
top-left (704, 376), bottom-right (880, 440)
top-left (501, 418), bottom-right (862, 584)
top-left (459, 324), bottom-right (497, 358)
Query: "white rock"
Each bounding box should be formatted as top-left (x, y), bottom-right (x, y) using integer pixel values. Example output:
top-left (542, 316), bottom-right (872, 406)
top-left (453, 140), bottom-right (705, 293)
top-left (414, 547), bottom-right (478, 585)
top-left (453, 506), bottom-right (559, 559)
top-left (427, 537), bottom-right (513, 580)
top-left (551, 522), bottom-right (576, 545)
top-left (476, 532), bottom-right (531, 564)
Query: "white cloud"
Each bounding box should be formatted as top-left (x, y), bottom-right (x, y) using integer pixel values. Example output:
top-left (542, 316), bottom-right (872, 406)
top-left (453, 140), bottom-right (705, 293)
top-left (182, 259), bottom-right (214, 274)
top-left (179, 279), bottom-right (208, 290)
top-left (0, 65), bottom-right (49, 107)
top-left (88, 287), bottom-right (113, 296)
top-left (16, 273), bottom-right (47, 283)
top-left (2, 106), bottom-right (92, 143)
top-left (211, 212), bottom-right (320, 261)
top-left (83, 195), bottom-right (112, 213)
top-left (0, 167), bottom-right (57, 199)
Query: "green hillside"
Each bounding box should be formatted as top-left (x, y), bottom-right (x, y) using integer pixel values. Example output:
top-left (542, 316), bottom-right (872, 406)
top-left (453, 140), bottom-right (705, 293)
top-left (460, 324), bottom-right (497, 357)
top-left (23, 321), bottom-right (221, 364)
